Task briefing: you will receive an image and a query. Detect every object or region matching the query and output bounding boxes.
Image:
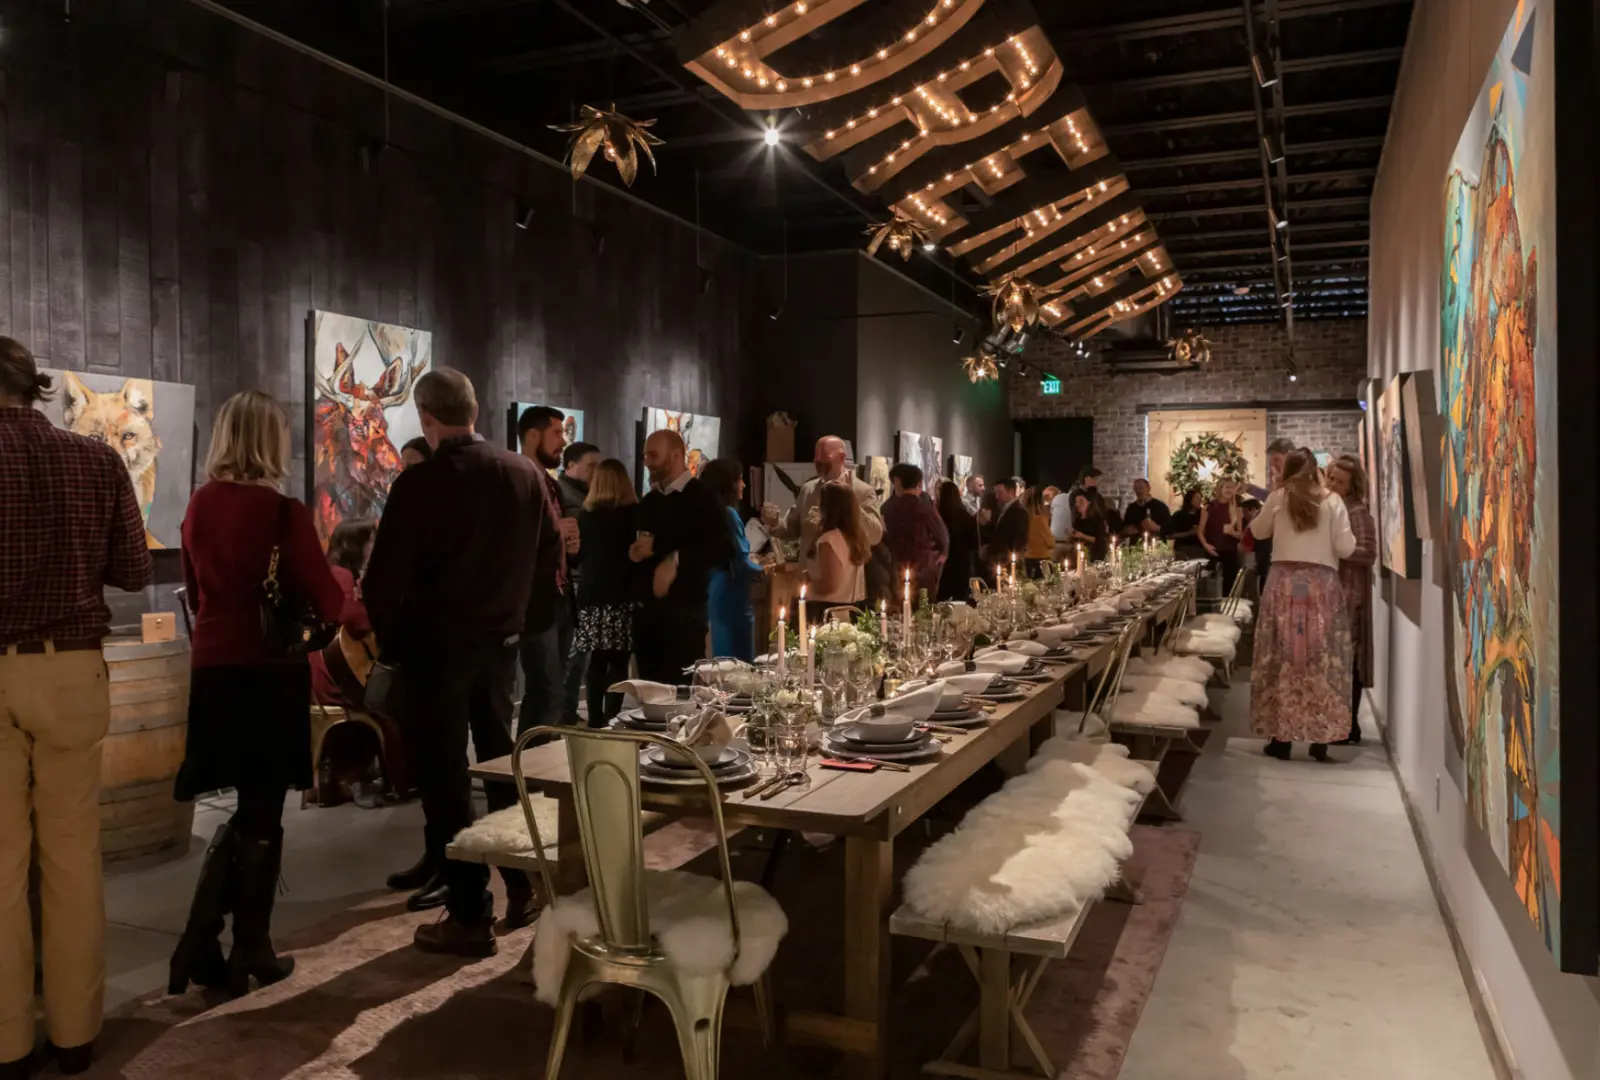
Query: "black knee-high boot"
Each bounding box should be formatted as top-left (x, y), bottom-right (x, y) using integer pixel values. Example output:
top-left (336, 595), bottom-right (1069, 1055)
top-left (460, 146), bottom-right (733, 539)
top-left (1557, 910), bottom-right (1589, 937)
top-left (168, 821), bottom-right (235, 994)
top-left (227, 828), bottom-right (295, 996)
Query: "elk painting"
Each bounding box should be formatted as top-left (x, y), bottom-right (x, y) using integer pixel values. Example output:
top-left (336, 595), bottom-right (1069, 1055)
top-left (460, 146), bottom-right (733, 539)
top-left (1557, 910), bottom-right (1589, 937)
top-left (309, 311), bottom-right (433, 543)
top-left (34, 368), bottom-right (196, 549)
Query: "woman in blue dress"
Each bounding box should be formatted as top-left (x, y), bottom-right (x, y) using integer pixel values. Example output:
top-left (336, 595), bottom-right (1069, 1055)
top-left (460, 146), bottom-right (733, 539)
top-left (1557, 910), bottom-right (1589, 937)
top-left (699, 457), bottom-right (765, 661)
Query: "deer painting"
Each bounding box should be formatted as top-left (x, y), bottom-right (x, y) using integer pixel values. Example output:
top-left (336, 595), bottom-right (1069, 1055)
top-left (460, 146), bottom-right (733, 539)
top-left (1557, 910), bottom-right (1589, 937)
top-left (311, 314), bottom-right (429, 542)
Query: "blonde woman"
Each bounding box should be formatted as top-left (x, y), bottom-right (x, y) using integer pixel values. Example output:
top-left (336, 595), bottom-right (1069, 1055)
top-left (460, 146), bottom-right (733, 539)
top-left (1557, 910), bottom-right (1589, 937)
top-left (1249, 448), bottom-right (1357, 762)
top-left (575, 458), bottom-right (640, 725)
top-left (170, 391), bottom-right (343, 998)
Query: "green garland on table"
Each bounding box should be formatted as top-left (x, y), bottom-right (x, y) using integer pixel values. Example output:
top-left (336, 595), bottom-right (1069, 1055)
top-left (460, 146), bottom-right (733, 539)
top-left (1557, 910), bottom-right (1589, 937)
top-left (1165, 432), bottom-right (1251, 500)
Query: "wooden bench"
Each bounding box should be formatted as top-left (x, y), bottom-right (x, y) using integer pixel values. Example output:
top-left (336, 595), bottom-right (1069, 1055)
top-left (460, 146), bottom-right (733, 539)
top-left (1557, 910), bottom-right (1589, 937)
top-left (887, 764), bottom-right (1156, 1079)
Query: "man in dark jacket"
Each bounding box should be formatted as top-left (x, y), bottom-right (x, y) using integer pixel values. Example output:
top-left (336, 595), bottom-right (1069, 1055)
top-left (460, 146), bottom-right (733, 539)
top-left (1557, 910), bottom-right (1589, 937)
top-left (515, 406), bottom-right (578, 738)
top-left (365, 368), bottom-right (544, 956)
top-left (981, 476), bottom-right (1031, 569)
top-left (882, 463), bottom-right (949, 596)
top-left (630, 429), bottom-right (732, 682)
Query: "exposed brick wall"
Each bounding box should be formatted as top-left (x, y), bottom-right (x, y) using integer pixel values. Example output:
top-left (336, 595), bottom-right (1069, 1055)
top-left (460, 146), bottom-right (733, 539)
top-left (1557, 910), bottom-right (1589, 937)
top-left (1010, 319), bottom-right (1367, 503)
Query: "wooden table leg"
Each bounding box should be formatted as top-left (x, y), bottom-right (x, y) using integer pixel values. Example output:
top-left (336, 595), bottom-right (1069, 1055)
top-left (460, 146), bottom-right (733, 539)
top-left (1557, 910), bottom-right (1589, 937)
top-left (978, 946), bottom-right (1011, 1070)
top-left (844, 836), bottom-right (893, 1080)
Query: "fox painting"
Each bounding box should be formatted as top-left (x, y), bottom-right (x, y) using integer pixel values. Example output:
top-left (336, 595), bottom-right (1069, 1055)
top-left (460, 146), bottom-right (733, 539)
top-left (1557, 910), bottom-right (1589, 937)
top-left (63, 373), bottom-right (164, 548)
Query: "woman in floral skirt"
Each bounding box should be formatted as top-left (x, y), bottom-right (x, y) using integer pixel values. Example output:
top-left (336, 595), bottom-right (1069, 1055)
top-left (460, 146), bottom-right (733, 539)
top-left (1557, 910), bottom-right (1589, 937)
top-left (1248, 447), bottom-right (1358, 762)
top-left (575, 459), bottom-right (639, 726)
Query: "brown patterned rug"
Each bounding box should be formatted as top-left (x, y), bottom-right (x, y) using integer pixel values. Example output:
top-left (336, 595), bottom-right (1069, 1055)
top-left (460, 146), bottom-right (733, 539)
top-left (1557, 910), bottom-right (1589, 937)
top-left (86, 822), bottom-right (1198, 1080)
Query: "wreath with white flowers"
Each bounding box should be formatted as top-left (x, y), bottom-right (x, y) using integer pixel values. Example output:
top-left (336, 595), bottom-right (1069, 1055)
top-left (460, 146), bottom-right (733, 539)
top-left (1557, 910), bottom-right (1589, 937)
top-left (1166, 432), bottom-right (1250, 500)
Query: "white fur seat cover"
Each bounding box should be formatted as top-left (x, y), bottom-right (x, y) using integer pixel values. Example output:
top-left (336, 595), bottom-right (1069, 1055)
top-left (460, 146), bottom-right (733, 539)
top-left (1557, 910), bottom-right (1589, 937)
top-left (1107, 691), bottom-right (1201, 729)
top-left (901, 738), bottom-right (1148, 934)
top-left (1187, 614), bottom-right (1243, 642)
top-left (1171, 627), bottom-right (1238, 662)
top-left (452, 802), bottom-right (560, 856)
top-left (533, 870), bottom-right (788, 1006)
top-left (1118, 673), bottom-right (1209, 707)
top-left (1125, 652), bottom-right (1214, 683)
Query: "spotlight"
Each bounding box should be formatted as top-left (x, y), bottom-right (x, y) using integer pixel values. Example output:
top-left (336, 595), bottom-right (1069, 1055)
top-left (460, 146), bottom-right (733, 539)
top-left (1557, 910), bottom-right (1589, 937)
top-left (922, 241), bottom-right (936, 252)
top-left (1288, 372), bottom-right (1298, 382)
top-left (514, 203), bottom-right (535, 230)
top-left (768, 304), bottom-right (784, 321)
top-left (358, 138), bottom-right (387, 173)
top-left (764, 127), bottom-right (781, 147)
top-left (698, 267), bottom-right (714, 295)
top-left (951, 324), bottom-right (965, 345)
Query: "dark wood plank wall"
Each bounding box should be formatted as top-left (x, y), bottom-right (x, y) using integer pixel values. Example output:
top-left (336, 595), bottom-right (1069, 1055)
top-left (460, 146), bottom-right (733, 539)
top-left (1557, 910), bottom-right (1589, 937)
top-left (1, 0), bottom-right (761, 488)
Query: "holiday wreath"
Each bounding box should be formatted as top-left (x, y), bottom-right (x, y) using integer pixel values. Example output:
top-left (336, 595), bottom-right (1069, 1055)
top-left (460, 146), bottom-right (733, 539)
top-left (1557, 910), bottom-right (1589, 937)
top-left (1165, 432), bottom-right (1251, 499)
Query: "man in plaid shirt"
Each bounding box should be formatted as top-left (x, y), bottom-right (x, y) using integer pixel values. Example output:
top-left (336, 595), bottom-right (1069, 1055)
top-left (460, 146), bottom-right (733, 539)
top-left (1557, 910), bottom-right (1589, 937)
top-left (0, 337), bottom-right (151, 1077)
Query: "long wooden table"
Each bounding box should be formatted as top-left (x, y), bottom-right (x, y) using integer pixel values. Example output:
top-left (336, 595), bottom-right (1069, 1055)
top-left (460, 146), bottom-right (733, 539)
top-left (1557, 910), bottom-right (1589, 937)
top-left (470, 581), bottom-right (1196, 1080)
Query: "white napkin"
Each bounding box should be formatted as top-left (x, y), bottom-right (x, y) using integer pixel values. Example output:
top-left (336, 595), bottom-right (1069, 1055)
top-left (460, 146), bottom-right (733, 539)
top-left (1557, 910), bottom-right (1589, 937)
top-left (938, 652), bottom-right (1028, 675)
top-left (901, 674), bottom-right (995, 709)
top-left (837, 681), bottom-right (943, 726)
top-left (609, 680), bottom-right (712, 705)
top-left (671, 707), bottom-right (736, 748)
top-left (980, 640), bottom-right (1049, 657)
top-left (609, 680), bottom-right (679, 705)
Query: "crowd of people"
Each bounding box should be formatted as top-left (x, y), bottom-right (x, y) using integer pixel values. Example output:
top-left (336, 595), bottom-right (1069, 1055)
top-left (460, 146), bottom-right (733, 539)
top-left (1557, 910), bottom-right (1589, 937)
top-left (0, 324), bottom-right (1382, 1074)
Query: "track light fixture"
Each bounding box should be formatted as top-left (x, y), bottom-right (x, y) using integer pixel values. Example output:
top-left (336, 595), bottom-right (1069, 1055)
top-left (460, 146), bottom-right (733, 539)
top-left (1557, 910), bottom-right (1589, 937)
top-left (515, 203), bottom-right (535, 230)
top-left (951, 324), bottom-right (965, 345)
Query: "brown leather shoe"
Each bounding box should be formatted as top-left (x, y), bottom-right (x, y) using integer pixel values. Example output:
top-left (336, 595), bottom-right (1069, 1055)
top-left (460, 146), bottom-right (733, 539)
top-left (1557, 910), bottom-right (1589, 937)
top-left (495, 882), bottom-right (540, 936)
top-left (414, 915), bottom-right (497, 958)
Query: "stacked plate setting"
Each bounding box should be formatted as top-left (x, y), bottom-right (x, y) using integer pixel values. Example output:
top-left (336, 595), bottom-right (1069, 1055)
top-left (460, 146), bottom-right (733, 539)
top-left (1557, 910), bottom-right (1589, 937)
top-left (971, 677), bottom-right (1027, 703)
top-left (637, 743), bottom-right (760, 788)
top-left (822, 724), bottom-right (944, 764)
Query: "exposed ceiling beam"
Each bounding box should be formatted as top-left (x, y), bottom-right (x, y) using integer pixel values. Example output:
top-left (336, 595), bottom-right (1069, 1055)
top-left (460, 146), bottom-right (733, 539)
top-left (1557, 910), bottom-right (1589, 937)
top-left (1055, 0), bottom-right (1408, 42)
top-left (1149, 196), bottom-right (1370, 220)
top-left (1101, 95), bottom-right (1392, 137)
top-left (1122, 135), bottom-right (1383, 170)
top-left (1164, 220), bottom-right (1368, 244)
top-left (1080, 46), bottom-right (1402, 94)
top-left (486, 28), bottom-right (673, 74)
top-left (1133, 167), bottom-right (1377, 198)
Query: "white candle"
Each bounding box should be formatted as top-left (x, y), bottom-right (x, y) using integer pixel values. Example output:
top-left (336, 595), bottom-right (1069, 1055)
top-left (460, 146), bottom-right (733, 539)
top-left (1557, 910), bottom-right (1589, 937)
top-left (902, 573), bottom-right (913, 641)
top-left (777, 605), bottom-right (788, 674)
top-left (807, 626), bottom-right (816, 687)
top-left (1076, 543), bottom-right (1084, 570)
top-left (798, 583), bottom-right (809, 660)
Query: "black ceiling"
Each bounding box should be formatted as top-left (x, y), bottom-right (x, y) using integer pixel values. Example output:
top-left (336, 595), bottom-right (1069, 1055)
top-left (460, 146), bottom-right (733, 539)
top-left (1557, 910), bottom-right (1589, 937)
top-left (208, 0), bottom-right (1411, 327)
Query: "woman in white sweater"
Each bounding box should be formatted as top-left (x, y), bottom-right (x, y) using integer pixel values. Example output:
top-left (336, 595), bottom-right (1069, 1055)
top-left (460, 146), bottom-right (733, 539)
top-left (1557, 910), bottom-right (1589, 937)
top-left (1248, 447), bottom-right (1358, 761)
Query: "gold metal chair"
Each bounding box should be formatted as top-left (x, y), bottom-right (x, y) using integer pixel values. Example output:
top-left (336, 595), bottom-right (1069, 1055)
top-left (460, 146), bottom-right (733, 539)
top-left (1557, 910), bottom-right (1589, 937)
top-left (305, 703), bottom-right (388, 808)
top-left (512, 725), bottom-right (776, 1080)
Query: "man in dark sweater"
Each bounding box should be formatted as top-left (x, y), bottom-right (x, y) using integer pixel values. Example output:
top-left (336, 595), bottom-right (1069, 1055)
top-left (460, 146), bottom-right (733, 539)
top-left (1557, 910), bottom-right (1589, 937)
top-left (882, 463), bottom-right (949, 596)
top-left (364, 368), bottom-right (544, 956)
top-left (630, 429), bottom-right (731, 682)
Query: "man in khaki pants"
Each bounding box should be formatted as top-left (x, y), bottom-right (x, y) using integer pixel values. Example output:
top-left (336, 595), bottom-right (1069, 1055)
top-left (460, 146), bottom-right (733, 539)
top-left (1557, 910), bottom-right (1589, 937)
top-left (0, 339), bottom-right (152, 1077)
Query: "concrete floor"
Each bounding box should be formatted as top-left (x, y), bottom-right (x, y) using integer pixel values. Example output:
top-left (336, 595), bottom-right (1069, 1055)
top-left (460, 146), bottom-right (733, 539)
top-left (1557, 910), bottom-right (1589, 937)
top-left (103, 684), bottom-right (1498, 1078)
top-left (1119, 683), bottom-right (1497, 1079)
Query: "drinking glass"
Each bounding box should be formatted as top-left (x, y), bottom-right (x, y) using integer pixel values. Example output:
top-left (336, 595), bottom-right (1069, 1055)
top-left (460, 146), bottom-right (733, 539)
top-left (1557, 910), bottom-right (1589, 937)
top-left (848, 652), bottom-right (877, 707)
top-left (773, 700), bottom-right (810, 774)
top-left (819, 646), bottom-right (850, 721)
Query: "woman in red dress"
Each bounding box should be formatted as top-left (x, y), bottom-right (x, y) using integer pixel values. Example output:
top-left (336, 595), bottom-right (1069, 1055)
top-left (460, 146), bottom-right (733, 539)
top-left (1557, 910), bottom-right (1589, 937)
top-left (169, 391), bottom-right (343, 998)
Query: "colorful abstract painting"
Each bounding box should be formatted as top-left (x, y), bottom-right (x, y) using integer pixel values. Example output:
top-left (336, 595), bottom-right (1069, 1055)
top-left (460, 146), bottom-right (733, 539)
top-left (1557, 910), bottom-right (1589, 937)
top-left (507, 402), bottom-right (584, 453)
top-left (1440, 2), bottom-right (1581, 969)
top-left (34, 370), bottom-right (195, 549)
top-left (308, 311), bottom-right (432, 543)
top-left (1376, 374), bottom-right (1421, 579)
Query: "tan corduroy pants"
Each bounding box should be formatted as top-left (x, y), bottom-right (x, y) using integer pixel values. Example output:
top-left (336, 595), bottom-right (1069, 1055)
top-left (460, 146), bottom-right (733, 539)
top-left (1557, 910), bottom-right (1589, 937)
top-left (0, 644), bottom-right (108, 1062)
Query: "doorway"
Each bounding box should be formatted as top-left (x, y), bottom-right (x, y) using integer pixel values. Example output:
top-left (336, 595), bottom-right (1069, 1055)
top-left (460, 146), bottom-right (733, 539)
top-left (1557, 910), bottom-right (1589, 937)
top-left (1015, 418), bottom-right (1094, 492)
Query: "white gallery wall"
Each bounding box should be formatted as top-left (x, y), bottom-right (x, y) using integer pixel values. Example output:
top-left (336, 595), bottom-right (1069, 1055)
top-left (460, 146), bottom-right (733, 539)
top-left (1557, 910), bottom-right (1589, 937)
top-left (1368, 1), bottom-right (1600, 1076)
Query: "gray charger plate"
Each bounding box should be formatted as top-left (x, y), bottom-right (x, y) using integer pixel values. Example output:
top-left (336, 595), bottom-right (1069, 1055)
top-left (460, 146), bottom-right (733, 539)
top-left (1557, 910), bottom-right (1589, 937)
top-left (819, 735), bottom-right (945, 763)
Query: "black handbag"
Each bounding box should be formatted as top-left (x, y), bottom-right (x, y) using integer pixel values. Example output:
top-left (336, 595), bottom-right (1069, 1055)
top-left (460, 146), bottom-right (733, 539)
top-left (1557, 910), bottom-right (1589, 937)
top-left (259, 498), bottom-right (332, 658)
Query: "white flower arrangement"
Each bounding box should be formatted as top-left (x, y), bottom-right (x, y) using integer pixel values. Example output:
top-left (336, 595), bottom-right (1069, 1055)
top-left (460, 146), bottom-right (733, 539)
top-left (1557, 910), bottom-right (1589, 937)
top-left (814, 621), bottom-right (878, 655)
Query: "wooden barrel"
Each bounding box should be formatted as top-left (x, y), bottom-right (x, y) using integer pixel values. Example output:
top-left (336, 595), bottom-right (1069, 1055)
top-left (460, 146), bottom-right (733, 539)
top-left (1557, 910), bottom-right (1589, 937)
top-left (101, 637), bottom-right (194, 865)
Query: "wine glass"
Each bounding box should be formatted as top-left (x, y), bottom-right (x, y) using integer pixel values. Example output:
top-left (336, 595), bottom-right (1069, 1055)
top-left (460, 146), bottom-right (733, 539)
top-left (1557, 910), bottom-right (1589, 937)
top-left (819, 646), bottom-right (850, 721)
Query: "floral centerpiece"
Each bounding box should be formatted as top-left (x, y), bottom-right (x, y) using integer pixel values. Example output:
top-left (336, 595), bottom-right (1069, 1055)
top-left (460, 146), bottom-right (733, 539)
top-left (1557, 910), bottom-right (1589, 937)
top-left (813, 619), bottom-right (880, 661)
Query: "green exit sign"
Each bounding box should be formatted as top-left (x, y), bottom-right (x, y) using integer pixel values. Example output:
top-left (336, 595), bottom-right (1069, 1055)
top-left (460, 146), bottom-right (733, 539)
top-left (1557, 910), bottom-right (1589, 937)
top-left (1040, 377), bottom-right (1062, 395)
